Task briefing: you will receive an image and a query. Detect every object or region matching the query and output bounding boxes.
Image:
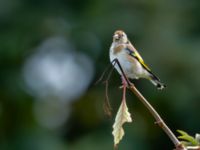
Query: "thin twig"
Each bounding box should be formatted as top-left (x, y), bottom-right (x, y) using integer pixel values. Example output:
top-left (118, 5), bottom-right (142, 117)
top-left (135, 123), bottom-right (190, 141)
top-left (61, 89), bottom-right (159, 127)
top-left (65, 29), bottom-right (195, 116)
top-left (186, 146), bottom-right (200, 150)
top-left (103, 80), bottom-right (112, 117)
top-left (128, 83), bottom-right (186, 150)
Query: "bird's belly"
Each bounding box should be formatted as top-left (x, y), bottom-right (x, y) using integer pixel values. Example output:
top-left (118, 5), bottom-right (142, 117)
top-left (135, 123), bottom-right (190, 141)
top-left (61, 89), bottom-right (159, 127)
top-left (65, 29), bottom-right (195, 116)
top-left (110, 52), bottom-right (144, 79)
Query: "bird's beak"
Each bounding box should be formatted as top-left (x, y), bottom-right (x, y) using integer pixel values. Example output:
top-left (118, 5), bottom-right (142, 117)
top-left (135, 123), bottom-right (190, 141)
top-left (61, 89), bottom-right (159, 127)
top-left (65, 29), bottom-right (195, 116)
top-left (113, 34), bottom-right (119, 40)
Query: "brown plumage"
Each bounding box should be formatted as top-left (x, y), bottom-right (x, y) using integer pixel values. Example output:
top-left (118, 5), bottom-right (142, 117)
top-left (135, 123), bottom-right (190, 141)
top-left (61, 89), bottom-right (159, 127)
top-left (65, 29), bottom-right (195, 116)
top-left (113, 45), bottom-right (125, 54)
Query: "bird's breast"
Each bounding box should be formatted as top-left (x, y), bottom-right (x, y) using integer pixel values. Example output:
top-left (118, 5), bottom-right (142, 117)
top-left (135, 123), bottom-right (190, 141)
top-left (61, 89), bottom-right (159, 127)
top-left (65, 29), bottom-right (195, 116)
top-left (110, 46), bottom-right (145, 79)
top-left (110, 47), bottom-right (133, 74)
top-left (113, 45), bottom-right (125, 54)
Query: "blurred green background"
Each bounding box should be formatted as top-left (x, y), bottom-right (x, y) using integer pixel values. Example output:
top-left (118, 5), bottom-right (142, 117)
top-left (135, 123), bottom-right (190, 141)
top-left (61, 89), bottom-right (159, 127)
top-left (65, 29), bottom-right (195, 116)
top-left (1, 0), bottom-right (200, 150)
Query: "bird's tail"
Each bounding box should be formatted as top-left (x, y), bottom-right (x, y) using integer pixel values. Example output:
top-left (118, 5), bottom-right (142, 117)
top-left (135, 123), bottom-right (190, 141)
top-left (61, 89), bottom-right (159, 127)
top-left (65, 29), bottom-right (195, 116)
top-left (148, 72), bottom-right (166, 90)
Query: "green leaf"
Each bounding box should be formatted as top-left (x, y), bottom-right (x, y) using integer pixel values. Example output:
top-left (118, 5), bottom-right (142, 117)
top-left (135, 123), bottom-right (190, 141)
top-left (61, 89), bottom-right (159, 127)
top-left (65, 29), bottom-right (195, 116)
top-left (177, 130), bottom-right (199, 146)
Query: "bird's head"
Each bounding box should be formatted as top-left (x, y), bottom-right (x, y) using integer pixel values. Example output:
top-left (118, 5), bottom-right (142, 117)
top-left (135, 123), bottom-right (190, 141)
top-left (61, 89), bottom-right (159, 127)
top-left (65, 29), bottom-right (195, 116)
top-left (113, 30), bottom-right (128, 44)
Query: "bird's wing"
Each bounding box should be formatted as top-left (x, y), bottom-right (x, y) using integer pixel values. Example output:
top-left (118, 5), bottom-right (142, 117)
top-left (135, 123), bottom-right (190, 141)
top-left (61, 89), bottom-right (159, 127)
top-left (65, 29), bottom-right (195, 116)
top-left (126, 43), bottom-right (151, 71)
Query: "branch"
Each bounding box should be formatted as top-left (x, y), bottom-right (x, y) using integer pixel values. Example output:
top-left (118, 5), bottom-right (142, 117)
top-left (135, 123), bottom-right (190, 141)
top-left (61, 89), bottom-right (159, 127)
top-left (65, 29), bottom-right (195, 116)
top-left (128, 83), bottom-right (186, 150)
top-left (103, 58), bottom-right (187, 149)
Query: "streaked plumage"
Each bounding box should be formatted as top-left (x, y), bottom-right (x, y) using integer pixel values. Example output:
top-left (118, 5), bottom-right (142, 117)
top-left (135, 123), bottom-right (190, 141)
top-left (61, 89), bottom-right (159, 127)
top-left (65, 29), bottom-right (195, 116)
top-left (109, 30), bottom-right (166, 90)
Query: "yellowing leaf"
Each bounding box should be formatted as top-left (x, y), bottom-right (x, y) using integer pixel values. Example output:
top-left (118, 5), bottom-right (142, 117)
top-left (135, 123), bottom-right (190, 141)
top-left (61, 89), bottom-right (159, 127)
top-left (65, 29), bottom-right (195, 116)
top-left (112, 99), bottom-right (132, 147)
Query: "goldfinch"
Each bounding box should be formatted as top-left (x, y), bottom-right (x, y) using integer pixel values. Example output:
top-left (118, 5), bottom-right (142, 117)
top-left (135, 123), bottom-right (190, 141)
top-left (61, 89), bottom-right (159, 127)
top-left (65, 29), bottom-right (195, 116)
top-left (109, 30), bottom-right (166, 90)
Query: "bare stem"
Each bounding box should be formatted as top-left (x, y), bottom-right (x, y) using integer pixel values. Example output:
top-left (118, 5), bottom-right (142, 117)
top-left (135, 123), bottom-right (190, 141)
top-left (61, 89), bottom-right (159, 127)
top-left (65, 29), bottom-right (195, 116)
top-left (128, 83), bottom-right (186, 150)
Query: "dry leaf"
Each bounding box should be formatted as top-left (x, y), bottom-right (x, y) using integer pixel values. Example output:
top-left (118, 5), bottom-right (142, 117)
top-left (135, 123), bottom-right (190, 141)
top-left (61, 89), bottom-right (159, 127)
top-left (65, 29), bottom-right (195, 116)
top-left (112, 99), bottom-right (132, 147)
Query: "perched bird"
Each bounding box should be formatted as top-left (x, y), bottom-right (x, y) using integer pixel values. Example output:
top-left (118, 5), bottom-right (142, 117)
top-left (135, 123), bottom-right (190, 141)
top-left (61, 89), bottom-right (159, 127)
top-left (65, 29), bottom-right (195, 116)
top-left (109, 30), bottom-right (166, 90)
